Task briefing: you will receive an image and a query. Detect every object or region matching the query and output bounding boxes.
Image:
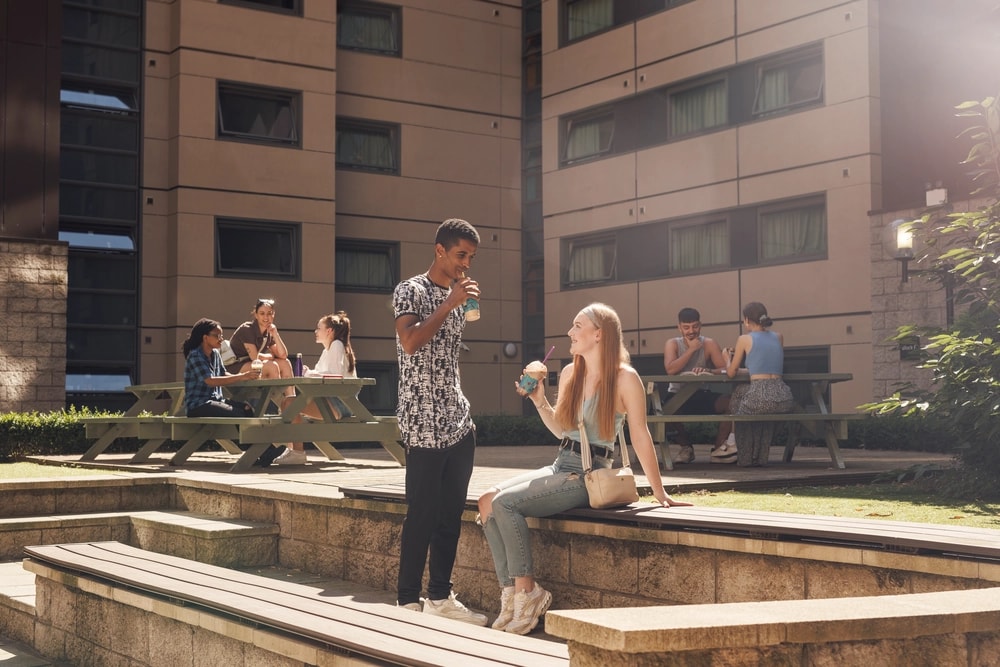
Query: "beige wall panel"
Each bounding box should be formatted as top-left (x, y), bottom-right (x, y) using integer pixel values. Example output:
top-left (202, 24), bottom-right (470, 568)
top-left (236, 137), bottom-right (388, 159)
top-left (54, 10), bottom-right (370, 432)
top-left (174, 213), bottom-right (215, 278)
top-left (143, 67), bottom-right (171, 141)
top-left (736, 0), bottom-right (860, 37)
top-left (176, 1), bottom-right (335, 70)
top-left (402, 126), bottom-right (511, 188)
top-left (179, 50), bottom-right (336, 95)
top-left (824, 29), bottom-right (875, 105)
top-left (543, 283), bottom-right (638, 339)
top-left (737, 2), bottom-right (866, 62)
top-left (329, 293), bottom-right (395, 343)
top-left (143, 138), bottom-right (171, 191)
top-left (301, 222), bottom-right (336, 285)
top-left (405, 7), bottom-right (521, 79)
top-left (303, 91), bottom-right (337, 155)
top-left (738, 102), bottom-right (870, 176)
top-left (335, 215), bottom-right (439, 245)
top-left (544, 25), bottom-right (635, 96)
top-left (544, 200), bottom-right (635, 240)
top-left (494, 246), bottom-right (523, 302)
top-left (177, 138), bottom-right (334, 200)
top-left (636, 130), bottom-right (739, 197)
top-left (145, 0), bottom-right (175, 54)
top-left (337, 95), bottom-right (519, 142)
top-left (637, 181), bottom-right (739, 224)
top-left (737, 258), bottom-right (869, 320)
top-left (175, 73), bottom-right (213, 140)
top-left (335, 172), bottom-right (503, 230)
top-left (403, 0), bottom-right (522, 27)
top-left (543, 74), bottom-right (636, 120)
top-left (336, 52), bottom-right (506, 116)
top-left (542, 154), bottom-right (637, 216)
top-left (140, 210), bottom-right (171, 281)
top-left (737, 155), bottom-right (872, 206)
top-left (176, 189), bottom-right (333, 224)
top-left (637, 273), bottom-right (742, 333)
top-left (636, 41), bottom-right (735, 93)
top-left (636, 0), bottom-right (735, 67)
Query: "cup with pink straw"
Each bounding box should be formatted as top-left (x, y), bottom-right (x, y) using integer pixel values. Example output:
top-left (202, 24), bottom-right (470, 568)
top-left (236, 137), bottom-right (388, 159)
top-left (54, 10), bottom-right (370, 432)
top-left (517, 345), bottom-right (556, 395)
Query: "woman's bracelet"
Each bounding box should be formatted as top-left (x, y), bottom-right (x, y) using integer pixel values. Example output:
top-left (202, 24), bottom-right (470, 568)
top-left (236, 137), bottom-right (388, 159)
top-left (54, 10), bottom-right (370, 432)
top-left (534, 400), bottom-right (552, 411)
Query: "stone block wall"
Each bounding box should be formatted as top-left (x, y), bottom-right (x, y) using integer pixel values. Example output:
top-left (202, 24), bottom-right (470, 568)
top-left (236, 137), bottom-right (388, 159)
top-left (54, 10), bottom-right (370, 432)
top-left (0, 238), bottom-right (68, 413)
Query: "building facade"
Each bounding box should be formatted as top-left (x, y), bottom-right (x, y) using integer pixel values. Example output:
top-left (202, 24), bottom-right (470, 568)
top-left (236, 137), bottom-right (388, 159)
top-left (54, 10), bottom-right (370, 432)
top-left (2, 0), bottom-right (998, 416)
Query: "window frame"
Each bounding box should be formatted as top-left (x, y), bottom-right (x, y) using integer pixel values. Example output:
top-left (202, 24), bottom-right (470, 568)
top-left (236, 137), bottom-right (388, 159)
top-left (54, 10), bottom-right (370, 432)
top-left (216, 81), bottom-right (302, 147)
top-left (337, 0), bottom-right (403, 57)
top-left (218, 0), bottom-right (303, 16)
top-left (335, 238), bottom-right (400, 293)
top-left (563, 234), bottom-right (617, 287)
top-left (756, 197), bottom-right (828, 265)
top-left (667, 217), bottom-right (730, 274)
top-left (215, 217), bottom-right (301, 280)
top-left (336, 117), bottom-right (401, 175)
top-left (561, 107), bottom-right (615, 165)
top-left (751, 46), bottom-right (824, 118)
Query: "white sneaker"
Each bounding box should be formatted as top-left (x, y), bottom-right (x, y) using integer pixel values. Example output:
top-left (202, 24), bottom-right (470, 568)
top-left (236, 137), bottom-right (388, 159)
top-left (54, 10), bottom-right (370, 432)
top-left (273, 448), bottom-right (308, 465)
top-left (397, 601), bottom-right (422, 612)
top-left (491, 586), bottom-right (515, 630)
top-left (423, 592), bottom-right (487, 626)
top-left (504, 584), bottom-right (552, 635)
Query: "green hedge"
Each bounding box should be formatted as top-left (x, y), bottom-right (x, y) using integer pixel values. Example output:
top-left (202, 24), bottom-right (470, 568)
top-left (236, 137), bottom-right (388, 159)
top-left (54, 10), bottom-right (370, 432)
top-left (0, 409), bottom-right (957, 460)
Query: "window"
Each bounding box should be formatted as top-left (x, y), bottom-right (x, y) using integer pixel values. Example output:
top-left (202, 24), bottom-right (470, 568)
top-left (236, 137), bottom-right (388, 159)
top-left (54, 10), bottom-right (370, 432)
top-left (216, 218), bottom-right (299, 278)
top-left (335, 239), bottom-right (398, 292)
top-left (219, 0), bottom-right (302, 14)
top-left (217, 82), bottom-right (300, 146)
top-left (356, 362), bottom-right (399, 415)
top-left (563, 110), bottom-right (614, 163)
top-left (752, 48), bottom-right (824, 117)
top-left (566, 0), bottom-right (613, 41)
top-left (669, 78), bottom-right (727, 137)
top-left (669, 219), bottom-right (728, 272)
top-left (338, 1), bottom-right (401, 56)
top-left (336, 118), bottom-right (400, 174)
top-left (566, 235), bottom-right (616, 285)
top-left (758, 201), bottom-right (827, 262)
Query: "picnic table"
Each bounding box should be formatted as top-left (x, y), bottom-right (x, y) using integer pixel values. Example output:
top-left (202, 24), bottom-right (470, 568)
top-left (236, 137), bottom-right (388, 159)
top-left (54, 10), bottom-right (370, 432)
top-left (643, 373), bottom-right (859, 469)
top-left (80, 377), bottom-right (405, 471)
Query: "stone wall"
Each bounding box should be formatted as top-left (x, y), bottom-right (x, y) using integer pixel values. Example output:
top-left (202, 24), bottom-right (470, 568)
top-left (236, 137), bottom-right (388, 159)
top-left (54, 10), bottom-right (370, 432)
top-left (0, 238), bottom-right (68, 413)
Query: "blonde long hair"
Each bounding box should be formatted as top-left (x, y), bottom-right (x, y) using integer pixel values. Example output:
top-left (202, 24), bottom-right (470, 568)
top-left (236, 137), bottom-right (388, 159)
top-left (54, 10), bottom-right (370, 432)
top-left (553, 303), bottom-right (630, 442)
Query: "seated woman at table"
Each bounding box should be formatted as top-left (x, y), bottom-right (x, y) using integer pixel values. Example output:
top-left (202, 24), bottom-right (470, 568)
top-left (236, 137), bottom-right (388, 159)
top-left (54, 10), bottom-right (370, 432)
top-left (181, 318), bottom-right (262, 417)
top-left (275, 311), bottom-right (357, 466)
top-left (724, 302), bottom-right (795, 467)
top-left (226, 298), bottom-right (296, 402)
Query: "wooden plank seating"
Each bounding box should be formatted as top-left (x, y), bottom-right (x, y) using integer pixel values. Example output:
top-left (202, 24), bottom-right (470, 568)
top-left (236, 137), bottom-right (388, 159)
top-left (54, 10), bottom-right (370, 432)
top-left (79, 381), bottom-right (186, 461)
top-left (161, 416), bottom-right (284, 471)
top-left (23, 541), bottom-right (569, 667)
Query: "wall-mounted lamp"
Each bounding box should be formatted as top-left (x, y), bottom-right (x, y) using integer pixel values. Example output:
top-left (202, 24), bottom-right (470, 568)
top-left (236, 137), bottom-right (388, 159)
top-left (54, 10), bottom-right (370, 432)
top-left (890, 218), bottom-right (916, 282)
top-left (502, 342), bottom-right (518, 359)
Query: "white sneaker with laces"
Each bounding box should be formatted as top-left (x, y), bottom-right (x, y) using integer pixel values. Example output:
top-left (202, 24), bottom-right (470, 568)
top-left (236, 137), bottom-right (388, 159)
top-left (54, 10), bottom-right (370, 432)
top-left (397, 601), bottom-right (422, 612)
top-left (423, 592), bottom-right (488, 626)
top-left (273, 448), bottom-right (308, 465)
top-left (491, 586), bottom-right (515, 630)
top-left (504, 584), bottom-right (552, 635)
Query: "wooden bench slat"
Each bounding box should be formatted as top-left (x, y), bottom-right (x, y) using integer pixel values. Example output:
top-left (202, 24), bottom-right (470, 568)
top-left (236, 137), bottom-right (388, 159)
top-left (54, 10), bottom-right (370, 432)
top-left (24, 542), bottom-right (568, 667)
top-left (645, 413), bottom-right (862, 422)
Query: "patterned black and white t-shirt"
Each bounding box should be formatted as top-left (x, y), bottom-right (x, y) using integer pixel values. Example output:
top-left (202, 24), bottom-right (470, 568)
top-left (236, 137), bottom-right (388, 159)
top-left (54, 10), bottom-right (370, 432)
top-left (393, 273), bottom-right (473, 449)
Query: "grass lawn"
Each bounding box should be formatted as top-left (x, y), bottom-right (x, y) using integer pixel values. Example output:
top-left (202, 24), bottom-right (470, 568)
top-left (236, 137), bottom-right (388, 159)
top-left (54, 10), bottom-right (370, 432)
top-left (0, 462), bottom-right (133, 480)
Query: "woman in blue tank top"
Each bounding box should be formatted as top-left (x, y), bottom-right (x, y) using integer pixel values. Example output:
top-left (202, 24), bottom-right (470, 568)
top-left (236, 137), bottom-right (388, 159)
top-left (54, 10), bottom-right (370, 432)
top-left (476, 303), bottom-right (690, 636)
top-left (725, 302), bottom-right (795, 466)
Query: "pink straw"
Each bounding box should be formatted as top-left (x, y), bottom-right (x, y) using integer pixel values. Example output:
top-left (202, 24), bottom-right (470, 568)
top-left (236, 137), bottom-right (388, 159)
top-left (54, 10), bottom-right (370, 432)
top-left (541, 345), bottom-right (556, 365)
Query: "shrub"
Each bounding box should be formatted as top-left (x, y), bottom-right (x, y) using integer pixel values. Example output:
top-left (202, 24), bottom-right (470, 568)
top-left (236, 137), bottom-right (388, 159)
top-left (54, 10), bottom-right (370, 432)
top-left (473, 414), bottom-right (559, 446)
top-left (0, 407), bottom-right (127, 461)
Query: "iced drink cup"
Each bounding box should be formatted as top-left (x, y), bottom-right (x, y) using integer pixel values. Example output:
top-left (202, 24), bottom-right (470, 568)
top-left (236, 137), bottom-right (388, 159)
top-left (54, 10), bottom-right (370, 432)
top-left (518, 360), bottom-right (548, 394)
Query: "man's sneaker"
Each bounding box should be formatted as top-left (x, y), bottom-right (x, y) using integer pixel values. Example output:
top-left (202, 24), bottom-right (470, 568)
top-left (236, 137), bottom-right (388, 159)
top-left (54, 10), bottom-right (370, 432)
top-left (397, 601), bottom-right (422, 612)
top-left (504, 584), bottom-right (552, 635)
top-left (273, 448), bottom-right (308, 465)
top-left (423, 593), bottom-right (488, 626)
top-left (674, 445), bottom-right (695, 464)
top-left (491, 586), bottom-right (515, 630)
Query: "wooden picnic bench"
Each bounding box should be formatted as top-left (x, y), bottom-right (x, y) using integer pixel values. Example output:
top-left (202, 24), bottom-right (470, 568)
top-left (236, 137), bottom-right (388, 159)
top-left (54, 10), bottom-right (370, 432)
top-left (78, 378), bottom-right (406, 469)
top-left (645, 373), bottom-right (860, 469)
top-left (24, 541), bottom-right (568, 667)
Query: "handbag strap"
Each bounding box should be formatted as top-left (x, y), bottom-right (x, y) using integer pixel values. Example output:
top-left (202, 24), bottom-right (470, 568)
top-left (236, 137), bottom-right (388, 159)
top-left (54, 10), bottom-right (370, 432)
top-left (578, 420), bottom-right (630, 471)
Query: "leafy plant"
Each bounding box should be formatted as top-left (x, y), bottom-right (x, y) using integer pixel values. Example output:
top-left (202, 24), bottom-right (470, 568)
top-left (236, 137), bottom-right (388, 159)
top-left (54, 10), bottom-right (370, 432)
top-left (863, 92), bottom-right (1000, 496)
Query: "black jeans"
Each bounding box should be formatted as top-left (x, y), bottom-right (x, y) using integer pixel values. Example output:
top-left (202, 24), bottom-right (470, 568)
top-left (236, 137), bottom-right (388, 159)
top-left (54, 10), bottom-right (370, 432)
top-left (396, 429), bottom-right (476, 605)
top-left (187, 398), bottom-right (253, 417)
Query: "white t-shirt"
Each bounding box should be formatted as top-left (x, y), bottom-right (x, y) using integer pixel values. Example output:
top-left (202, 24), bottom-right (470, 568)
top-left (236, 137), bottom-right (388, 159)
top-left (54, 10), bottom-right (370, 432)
top-left (305, 340), bottom-right (357, 378)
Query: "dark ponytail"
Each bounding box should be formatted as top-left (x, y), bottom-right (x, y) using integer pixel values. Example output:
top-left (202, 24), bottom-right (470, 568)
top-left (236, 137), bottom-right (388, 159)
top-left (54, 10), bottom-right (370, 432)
top-left (742, 302), bottom-right (772, 328)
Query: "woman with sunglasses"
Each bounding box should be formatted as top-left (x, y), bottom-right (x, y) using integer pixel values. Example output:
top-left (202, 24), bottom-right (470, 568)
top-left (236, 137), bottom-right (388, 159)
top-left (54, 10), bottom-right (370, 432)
top-left (181, 318), bottom-right (262, 417)
top-left (226, 298), bottom-right (295, 400)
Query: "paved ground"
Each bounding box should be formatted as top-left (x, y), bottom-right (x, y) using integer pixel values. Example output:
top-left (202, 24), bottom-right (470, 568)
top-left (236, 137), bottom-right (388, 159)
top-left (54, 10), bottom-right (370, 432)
top-left (4, 443), bottom-right (954, 665)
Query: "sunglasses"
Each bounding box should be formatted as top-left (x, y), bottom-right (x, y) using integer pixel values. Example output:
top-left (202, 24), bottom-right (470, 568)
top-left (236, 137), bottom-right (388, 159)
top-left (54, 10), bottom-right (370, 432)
top-left (256, 298), bottom-right (275, 309)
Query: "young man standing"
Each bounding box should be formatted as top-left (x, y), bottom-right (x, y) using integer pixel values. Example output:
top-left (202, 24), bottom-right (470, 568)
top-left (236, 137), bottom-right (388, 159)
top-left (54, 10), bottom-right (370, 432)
top-left (662, 307), bottom-right (736, 463)
top-left (393, 218), bottom-right (487, 625)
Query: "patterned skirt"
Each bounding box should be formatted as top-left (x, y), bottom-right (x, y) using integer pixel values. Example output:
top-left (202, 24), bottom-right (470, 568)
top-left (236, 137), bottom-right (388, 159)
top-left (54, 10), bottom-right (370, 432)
top-left (729, 378), bottom-right (795, 467)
